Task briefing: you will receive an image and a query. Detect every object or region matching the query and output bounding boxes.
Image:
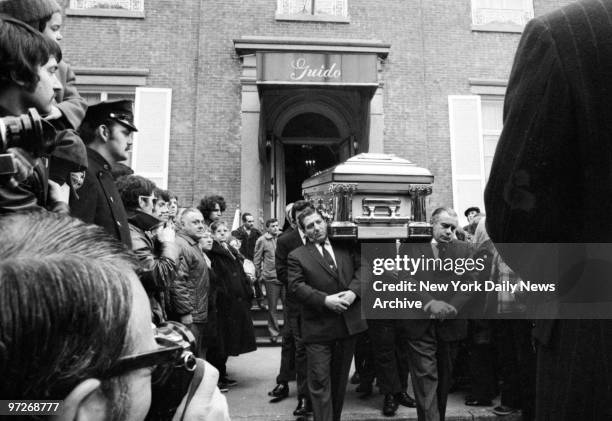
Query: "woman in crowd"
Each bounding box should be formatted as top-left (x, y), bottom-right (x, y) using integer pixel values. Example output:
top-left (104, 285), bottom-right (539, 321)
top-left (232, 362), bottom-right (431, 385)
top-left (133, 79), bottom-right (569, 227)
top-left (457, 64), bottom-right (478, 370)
top-left (206, 220), bottom-right (257, 391)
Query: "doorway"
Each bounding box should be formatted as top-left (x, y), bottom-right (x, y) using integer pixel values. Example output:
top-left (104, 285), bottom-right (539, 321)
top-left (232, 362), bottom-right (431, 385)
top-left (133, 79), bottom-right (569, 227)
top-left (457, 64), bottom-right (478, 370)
top-left (274, 111), bottom-right (346, 209)
top-left (263, 88), bottom-right (370, 222)
top-left (283, 143), bottom-right (340, 204)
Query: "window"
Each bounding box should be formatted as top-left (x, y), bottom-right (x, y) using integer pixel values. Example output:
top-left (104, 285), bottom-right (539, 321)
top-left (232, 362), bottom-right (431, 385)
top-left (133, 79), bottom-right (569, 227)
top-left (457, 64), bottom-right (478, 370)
top-left (67, 0), bottom-right (144, 18)
top-left (81, 92), bottom-right (136, 105)
top-left (480, 97), bottom-right (503, 184)
top-left (471, 0), bottom-right (533, 33)
top-left (77, 88), bottom-right (172, 189)
top-left (276, 0), bottom-right (349, 23)
top-left (448, 94), bottom-right (504, 226)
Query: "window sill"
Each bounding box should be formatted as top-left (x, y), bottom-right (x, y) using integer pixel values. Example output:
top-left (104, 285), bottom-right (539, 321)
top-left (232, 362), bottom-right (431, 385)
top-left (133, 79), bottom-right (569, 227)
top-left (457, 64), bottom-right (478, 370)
top-left (471, 23), bottom-right (524, 33)
top-left (275, 12), bottom-right (349, 23)
top-left (65, 8), bottom-right (145, 18)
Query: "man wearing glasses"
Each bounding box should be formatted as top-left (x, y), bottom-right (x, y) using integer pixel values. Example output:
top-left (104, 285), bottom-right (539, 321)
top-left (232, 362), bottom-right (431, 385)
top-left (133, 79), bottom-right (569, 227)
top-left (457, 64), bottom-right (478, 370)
top-left (0, 211), bottom-right (229, 421)
top-left (71, 99), bottom-right (138, 247)
top-left (117, 174), bottom-right (179, 326)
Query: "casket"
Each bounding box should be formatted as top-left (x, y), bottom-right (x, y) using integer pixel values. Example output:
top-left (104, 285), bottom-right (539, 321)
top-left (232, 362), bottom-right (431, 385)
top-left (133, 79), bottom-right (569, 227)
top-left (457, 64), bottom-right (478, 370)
top-left (302, 153), bottom-right (433, 241)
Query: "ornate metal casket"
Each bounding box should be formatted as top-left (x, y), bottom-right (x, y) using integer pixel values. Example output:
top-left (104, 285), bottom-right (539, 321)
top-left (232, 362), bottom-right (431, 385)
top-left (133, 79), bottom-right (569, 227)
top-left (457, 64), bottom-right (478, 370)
top-left (301, 153), bottom-right (433, 241)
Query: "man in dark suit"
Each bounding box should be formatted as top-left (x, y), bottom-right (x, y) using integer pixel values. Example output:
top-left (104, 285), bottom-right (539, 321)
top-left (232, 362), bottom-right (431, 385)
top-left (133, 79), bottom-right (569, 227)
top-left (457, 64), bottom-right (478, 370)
top-left (232, 212), bottom-right (262, 261)
top-left (401, 207), bottom-right (473, 421)
top-left (71, 100), bottom-right (137, 247)
top-left (289, 208), bottom-right (367, 421)
top-left (485, 1), bottom-right (612, 419)
top-left (268, 200), bottom-right (314, 417)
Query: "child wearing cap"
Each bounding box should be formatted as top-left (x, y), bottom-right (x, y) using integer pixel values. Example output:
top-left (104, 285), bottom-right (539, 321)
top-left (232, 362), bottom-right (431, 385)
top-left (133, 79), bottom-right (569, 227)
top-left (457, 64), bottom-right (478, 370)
top-left (0, 0), bottom-right (87, 130)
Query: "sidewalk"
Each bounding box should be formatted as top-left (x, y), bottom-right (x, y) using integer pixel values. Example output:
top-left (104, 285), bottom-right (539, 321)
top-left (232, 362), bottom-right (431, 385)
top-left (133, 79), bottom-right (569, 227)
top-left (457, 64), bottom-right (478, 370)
top-left (224, 347), bottom-right (521, 421)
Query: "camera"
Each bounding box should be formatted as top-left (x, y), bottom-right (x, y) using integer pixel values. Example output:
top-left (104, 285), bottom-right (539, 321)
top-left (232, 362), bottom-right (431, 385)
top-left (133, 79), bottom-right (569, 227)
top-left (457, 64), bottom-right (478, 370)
top-left (0, 108), bottom-right (57, 157)
top-left (146, 321), bottom-right (198, 421)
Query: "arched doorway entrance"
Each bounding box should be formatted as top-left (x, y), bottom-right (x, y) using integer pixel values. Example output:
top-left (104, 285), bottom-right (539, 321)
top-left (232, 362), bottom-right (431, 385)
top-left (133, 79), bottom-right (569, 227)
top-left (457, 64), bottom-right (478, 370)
top-left (282, 112), bottom-right (344, 204)
top-left (233, 38), bottom-right (390, 223)
top-left (263, 88), bottom-right (364, 222)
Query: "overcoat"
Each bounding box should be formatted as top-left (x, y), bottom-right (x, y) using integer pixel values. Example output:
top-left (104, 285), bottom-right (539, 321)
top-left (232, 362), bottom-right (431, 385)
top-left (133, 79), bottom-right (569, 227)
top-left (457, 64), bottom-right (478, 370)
top-left (70, 148), bottom-right (131, 247)
top-left (207, 240), bottom-right (256, 356)
top-left (484, 1), bottom-right (612, 419)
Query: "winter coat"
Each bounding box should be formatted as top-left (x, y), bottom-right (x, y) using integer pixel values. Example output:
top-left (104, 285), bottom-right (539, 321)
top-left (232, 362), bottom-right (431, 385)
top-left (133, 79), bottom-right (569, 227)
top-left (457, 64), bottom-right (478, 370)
top-left (231, 225), bottom-right (262, 261)
top-left (170, 232), bottom-right (210, 323)
top-left (207, 240), bottom-right (256, 356)
top-left (128, 210), bottom-right (179, 324)
top-left (253, 232), bottom-right (278, 282)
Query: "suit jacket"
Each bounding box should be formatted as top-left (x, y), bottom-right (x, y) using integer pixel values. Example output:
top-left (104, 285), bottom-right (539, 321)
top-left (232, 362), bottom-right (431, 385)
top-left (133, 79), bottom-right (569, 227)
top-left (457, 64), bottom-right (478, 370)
top-left (399, 240), bottom-right (474, 342)
top-left (275, 227), bottom-right (305, 316)
top-left (232, 225), bottom-right (262, 261)
top-left (484, 0), bottom-right (612, 344)
top-left (288, 240), bottom-right (367, 343)
top-left (70, 148), bottom-right (131, 247)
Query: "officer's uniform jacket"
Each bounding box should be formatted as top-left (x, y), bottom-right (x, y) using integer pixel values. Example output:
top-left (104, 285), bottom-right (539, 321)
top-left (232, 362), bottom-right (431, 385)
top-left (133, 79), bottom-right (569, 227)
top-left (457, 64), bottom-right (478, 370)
top-left (70, 148), bottom-right (131, 247)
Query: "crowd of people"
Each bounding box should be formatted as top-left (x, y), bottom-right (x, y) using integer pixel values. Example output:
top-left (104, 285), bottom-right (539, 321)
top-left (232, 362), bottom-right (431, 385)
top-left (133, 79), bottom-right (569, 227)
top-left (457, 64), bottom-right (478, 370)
top-left (2, 0), bottom-right (612, 420)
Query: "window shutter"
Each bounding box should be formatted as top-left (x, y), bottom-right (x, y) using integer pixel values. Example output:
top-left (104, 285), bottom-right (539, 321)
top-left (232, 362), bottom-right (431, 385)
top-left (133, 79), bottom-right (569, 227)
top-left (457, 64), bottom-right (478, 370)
top-left (448, 95), bottom-right (485, 225)
top-left (131, 87), bottom-right (172, 189)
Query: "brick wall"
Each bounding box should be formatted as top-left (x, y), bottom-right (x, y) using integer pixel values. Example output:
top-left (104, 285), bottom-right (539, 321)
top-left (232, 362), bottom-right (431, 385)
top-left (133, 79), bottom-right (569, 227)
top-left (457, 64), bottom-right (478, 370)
top-left (60, 0), bottom-right (573, 222)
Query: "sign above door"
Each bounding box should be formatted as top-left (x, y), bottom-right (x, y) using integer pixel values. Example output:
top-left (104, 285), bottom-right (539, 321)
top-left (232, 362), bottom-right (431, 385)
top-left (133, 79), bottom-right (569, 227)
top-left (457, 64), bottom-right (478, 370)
top-left (257, 52), bottom-right (378, 86)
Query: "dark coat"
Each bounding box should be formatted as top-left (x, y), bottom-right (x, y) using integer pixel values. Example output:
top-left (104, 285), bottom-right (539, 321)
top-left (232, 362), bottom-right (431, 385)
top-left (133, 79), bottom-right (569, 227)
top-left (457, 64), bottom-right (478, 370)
top-left (232, 225), bottom-right (262, 261)
top-left (288, 240), bottom-right (367, 344)
top-left (275, 228), bottom-right (305, 316)
top-left (70, 148), bottom-right (131, 247)
top-left (484, 3), bottom-right (612, 419)
top-left (207, 240), bottom-right (256, 356)
top-left (484, 0), bottom-right (612, 343)
top-left (399, 240), bottom-right (474, 342)
top-left (0, 106), bottom-right (68, 214)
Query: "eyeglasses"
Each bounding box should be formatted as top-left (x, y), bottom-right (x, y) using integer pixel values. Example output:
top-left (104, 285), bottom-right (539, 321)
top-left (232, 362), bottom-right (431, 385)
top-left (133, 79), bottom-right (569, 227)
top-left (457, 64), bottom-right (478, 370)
top-left (102, 337), bottom-right (196, 384)
top-left (139, 195), bottom-right (157, 206)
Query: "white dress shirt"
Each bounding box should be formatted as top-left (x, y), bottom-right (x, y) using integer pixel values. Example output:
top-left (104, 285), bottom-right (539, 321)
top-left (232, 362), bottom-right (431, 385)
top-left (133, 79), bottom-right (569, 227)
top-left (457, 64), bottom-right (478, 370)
top-left (315, 239), bottom-right (337, 267)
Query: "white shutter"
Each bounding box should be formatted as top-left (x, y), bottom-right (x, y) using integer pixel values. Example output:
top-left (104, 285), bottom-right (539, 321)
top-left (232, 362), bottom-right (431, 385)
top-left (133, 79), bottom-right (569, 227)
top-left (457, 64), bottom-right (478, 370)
top-left (448, 95), bottom-right (485, 226)
top-left (131, 87), bottom-right (172, 189)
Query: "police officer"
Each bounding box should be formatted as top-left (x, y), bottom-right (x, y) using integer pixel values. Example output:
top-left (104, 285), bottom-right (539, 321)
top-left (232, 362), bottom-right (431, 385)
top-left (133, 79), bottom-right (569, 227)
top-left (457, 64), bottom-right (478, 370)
top-left (71, 99), bottom-right (138, 247)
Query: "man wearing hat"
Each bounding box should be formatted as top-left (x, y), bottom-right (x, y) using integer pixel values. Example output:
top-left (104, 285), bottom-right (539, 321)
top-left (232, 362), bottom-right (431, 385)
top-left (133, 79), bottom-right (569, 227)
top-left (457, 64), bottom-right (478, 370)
top-left (462, 206), bottom-right (481, 237)
top-left (71, 99), bottom-right (138, 247)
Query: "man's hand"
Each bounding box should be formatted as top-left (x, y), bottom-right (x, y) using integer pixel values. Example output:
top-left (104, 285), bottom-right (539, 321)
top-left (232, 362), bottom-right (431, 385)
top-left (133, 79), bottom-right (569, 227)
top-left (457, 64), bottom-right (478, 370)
top-left (156, 223), bottom-right (176, 243)
top-left (48, 180), bottom-right (70, 204)
top-left (6, 147), bottom-right (35, 183)
top-left (425, 300), bottom-right (457, 319)
top-left (180, 314), bottom-right (193, 326)
top-left (43, 105), bottom-right (62, 121)
top-left (337, 290), bottom-right (356, 305)
top-left (324, 292), bottom-right (351, 313)
top-left (172, 359), bottom-right (230, 421)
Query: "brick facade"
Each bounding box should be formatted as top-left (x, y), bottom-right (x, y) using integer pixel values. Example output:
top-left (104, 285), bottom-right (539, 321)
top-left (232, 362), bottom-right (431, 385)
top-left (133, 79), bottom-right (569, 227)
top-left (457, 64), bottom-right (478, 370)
top-left (59, 0), bottom-right (573, 224)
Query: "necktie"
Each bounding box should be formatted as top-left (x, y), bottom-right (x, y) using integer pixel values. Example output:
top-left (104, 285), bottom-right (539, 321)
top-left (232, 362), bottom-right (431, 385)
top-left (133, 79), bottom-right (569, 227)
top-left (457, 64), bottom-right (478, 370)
top-left (437, 243), bottom-right (448, 260)
top-left (320, 243), bottom-right (337, 272)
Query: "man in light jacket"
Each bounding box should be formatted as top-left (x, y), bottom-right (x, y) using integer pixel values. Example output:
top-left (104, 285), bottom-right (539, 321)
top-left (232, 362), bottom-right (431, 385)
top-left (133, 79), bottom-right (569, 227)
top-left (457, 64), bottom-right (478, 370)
top-left (254, 218), bottom-right (282, 341)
